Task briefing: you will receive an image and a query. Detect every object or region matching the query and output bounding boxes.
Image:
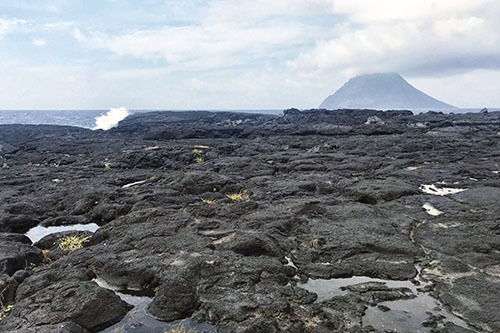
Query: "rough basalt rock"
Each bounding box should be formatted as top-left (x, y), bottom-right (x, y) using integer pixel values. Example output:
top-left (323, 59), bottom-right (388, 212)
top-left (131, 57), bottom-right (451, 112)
top-left (1, 109), bottom-right (500, 332)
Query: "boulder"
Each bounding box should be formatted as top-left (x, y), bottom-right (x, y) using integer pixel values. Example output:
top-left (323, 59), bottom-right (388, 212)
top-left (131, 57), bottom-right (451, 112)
top-left (0, 233), bottom-right (43, 276)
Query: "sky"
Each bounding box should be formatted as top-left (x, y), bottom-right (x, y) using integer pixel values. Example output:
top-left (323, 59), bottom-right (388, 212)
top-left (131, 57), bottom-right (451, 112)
top-left (0, 0), bottom-right (499, 110)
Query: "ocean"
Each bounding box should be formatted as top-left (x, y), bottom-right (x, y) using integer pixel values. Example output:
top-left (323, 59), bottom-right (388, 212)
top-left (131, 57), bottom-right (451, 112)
top-left (0, 109), bottom-right (283, 129)
top-left (0, 108), bottom-right (496, 129)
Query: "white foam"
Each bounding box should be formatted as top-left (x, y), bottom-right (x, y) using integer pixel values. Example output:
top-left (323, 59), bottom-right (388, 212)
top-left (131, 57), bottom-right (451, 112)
top-left (122, 180), bottom-right (147, 189)
top-left (423, 203), bottom-right (443, 216)
top-left (93, 107), bottom-right (130, 130)
top-left (420, 184), bottom-right (466, 196)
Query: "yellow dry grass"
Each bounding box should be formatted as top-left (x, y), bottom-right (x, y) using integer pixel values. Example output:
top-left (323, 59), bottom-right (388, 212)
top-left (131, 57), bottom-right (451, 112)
top-left (226, 189), bottom-right (250, 202)
top-left (58, 236), bottom-right (90, 253)
top-left (201, 198), bottom-right (216, 205)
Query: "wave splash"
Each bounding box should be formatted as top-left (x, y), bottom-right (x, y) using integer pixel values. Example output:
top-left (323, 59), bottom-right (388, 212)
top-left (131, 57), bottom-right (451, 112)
top-left (93, 107), bottom-right (130, 130)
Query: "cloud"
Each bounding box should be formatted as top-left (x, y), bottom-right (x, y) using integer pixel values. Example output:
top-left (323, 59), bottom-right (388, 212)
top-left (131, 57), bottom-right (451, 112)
top-left (0, 17), bottom-right (26, 39)
top-left (410, 69), bottom-right (500, 108)
top-left (71, 0), bottom-right (331, 72)
top-left (43, 21), bottom-right (76, 31)
top-left (331, 0), bottom-right (490, 22)
top-left (95, 24), bottom-right (308, 70)
top-left (2, 0), bottom-right (500, 109)
top-left (93, 107), bottom-right (130, 130)
top-left (32, 38), bottom-right (46, 46)
top-left (289, 0), bottom-right (500, 77)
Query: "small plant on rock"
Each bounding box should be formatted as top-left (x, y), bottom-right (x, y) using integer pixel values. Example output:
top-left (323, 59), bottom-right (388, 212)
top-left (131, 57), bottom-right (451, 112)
top-left (192, 148), bottom-right (203, 155)
top-left (91, 265), bottom-right (100, 276)
top-left (58, 236), bottom-right (90, 253)
top-left (41, 249), bottom-right (52, 264)
top-left (0, 304), bottom-right (13, 320)
top-left (201, 198), bottom-right (216, 205)
top-left (304, 316), bottom-right (321, 330)
top-left (226, 189), bottom-right (250, 202)
top-left (253, 312), bottom-right (263, 318)
top-left (195, 156), bottom-right (204, 164)
top-left (310, 238), bottom-right (320, 249)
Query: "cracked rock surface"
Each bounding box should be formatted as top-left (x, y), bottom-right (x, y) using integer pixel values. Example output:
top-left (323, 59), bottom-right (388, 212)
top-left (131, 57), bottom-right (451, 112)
top-left (0, 109), bottom-right (499, 332)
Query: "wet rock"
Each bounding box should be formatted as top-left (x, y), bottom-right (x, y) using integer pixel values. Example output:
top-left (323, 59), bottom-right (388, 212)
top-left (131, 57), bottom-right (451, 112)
top-left (0, 274), bottom-right (19, 305)
top-left (0, 233), bottom-right (43, 276)
top-left (319, 294), bottom-right (366, 332)
top-left (422, 313), bottom-right (445, 328)
top-left (377, 304), bottom-right (390, 312)
top-left (0, 233), bottom-right (32, 245)
top-left (2, 321), bottom-right (89, 333)
top-left (0, 214), bottom-right (40, 233)
top-left (213, 231), bottom-right (282, 257)
top-left (439, 275), bottom-right (500, 332)
top-left (0, 280), bottom-right (131, 332)
top-left (90, 203), bottom-right (131, 224)
top-left (350, 179), bottom-right (418, 203)
top-left (98, 260), bottom-right (156, 290)
top-left (442, 321), bottom-right (475, 333)
top-left (148, 277), bottom-right (198, 321)
top-left (70, 197), bottom-right (98, 216)
top-left (12, 270), bottom-right (30, 284)
top-left (40, 215), bottom-right (89, 227)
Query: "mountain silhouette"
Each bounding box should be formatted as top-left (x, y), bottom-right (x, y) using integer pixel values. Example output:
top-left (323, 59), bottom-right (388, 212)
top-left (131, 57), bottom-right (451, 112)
top-left (319, 73), bottom-right (456, 110)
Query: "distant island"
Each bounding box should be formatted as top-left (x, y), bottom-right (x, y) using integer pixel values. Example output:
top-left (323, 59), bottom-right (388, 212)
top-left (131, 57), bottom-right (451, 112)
top-left (319, 72), bottom-right (456, 110)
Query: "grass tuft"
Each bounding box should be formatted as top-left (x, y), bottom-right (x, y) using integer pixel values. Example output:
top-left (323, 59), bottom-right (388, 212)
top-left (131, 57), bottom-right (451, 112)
top-left (310, 238), bottom-right (320, 249)
top-left (253, 312), bottom-right (263, 318)
top-left (226, 189), bottom-right (250, 202)
top-left (201, 198), bottom-right (216, 205)
top-left (58, 236), bottom-right (90, 253)
top-left (42, 249), bottom-right (52, 263)
top-left (0, 305), bottom-right (13, 320)
top-left (304, 316), bottom-right (321, 329)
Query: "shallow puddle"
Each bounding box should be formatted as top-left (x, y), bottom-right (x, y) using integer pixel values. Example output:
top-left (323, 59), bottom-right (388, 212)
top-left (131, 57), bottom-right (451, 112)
top-left (298, 276), bottom-right (415, 302)
top-left (25, 223), bottom-right (100, 243)
top-left (422, 203), bottom-right (443, 216)
top-left (363, 293), bottom-right (467, 333)
top-left (95, 278), bottom-right (216, 333)
top-left (420, 184), bottom-right (466, 196)
top-left (298, 271), bottom-right (468, 332)
top-left (122, 180), bottom-right (147, 189)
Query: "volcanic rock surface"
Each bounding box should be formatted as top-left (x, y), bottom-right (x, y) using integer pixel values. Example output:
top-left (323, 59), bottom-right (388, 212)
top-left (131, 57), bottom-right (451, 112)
top-left (1, 109), bottom-right (500, 332)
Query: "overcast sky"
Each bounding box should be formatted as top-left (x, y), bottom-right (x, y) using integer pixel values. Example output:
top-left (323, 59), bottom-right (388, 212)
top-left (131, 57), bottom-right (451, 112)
top-left (1, 0), bottom-right (499, 109)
